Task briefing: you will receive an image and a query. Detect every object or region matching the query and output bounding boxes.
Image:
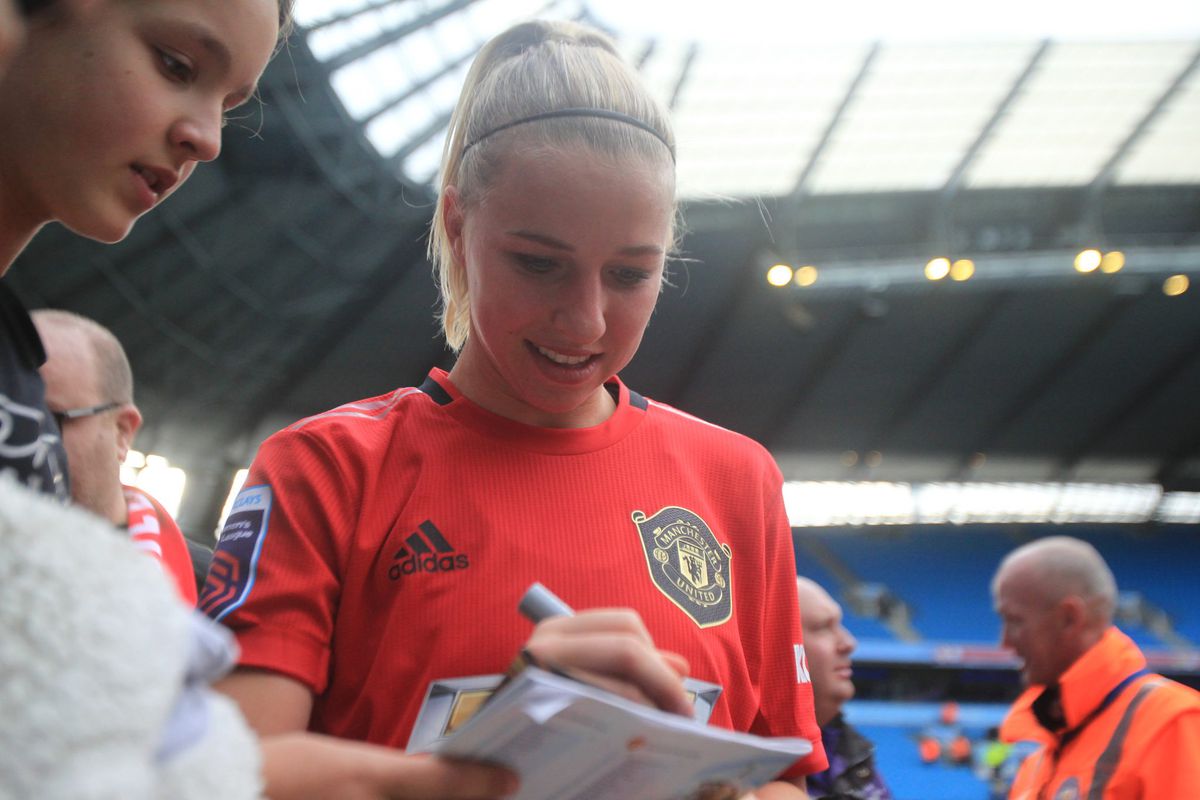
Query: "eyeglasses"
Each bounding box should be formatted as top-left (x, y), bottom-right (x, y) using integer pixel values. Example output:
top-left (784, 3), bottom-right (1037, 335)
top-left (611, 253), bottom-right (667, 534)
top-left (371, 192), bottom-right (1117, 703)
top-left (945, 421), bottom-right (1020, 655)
top-left (50, 401), bottom-right (121, 430)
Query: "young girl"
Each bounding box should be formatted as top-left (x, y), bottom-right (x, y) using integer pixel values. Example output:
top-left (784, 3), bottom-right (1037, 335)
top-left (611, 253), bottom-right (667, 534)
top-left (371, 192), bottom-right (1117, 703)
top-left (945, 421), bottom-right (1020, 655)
top-left (0, 0), bottom-right (286, 266)
top-left (208, 20), bottom-right (826, 798)
top-left (1, 2), bottom-right (516, 797)
top-left (0, 0), bottom-right (285, 496)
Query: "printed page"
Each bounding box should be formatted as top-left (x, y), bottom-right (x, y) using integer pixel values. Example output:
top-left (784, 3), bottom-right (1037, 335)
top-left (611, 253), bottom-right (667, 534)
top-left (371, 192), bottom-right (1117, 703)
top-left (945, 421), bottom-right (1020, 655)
top-left (432, 667), bottom-right (810, 800)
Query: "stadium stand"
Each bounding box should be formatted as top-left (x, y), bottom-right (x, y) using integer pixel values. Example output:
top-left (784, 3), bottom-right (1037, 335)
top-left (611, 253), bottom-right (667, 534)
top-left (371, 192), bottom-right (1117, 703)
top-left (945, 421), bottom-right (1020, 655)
top-left (794, 524), bottom-right (1200, 800)
top-left (795, 525), bottom-right (1200, 649)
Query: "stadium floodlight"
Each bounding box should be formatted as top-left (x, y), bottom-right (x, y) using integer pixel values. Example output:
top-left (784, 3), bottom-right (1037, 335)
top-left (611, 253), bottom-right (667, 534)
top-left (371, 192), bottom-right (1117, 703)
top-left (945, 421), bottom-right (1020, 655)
top-left (767, 264), bottom-right (794, 286)
top-left (1100, 251), bottom-right (1125, 273)
top-left (924, 257), bottom-right (951, 281)
top-left (950, 259), bottom-right (975, 282)
top-left (794, 266), bottom-right (819, 287)
top-left (1163, 274), bottom-right (1190, 296)
top-left (1074, 249), bottom-right (1103, 273)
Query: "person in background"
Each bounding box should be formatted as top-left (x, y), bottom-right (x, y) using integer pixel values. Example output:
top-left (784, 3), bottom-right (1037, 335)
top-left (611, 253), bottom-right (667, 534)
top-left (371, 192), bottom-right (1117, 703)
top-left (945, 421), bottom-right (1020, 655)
top-left (917, 701), bottom-right (972, 769)
top-left (32, 309), bottom-right (197, 604)
top-left (797, 577), bottom-right (893, 800)
top-left (207, 18), bottom-right (826, 798)
top-left (974, 726), bottom-right (1021, 800)
top-left (992, 535), bottom-right (1200, 799)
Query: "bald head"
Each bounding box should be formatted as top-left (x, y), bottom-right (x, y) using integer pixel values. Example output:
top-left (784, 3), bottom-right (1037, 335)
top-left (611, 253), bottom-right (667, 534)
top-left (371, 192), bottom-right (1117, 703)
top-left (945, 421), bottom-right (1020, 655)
top-left (31, 309), bottom-right (141, 524)
top-left (796, 577), bottom-right (838, 620)
top-left (992, 536), bottom-right (1117, 685)
top-left (32, 310), bottom-right (133, 406)
top-left (993, 536), bottom-right (1117, 624)
top-left (796, 577), bottom-right (857, 726)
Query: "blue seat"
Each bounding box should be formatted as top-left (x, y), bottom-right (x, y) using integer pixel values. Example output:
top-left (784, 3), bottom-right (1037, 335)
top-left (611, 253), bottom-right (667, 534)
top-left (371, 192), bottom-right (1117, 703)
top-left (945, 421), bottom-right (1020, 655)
top-left (793, 535), bottom-right (900, 640)
top-left (854, 723), bottom-right (990, 800)
top-left (795, 525), bottom-right (1200, 649)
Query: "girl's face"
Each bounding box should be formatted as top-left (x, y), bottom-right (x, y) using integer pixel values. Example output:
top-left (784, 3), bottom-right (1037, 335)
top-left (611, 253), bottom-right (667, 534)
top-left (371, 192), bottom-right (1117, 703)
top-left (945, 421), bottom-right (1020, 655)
top-left (446, 144), bottom-right (674, 429)
top-left (1, 0), bottom-right (279, 243)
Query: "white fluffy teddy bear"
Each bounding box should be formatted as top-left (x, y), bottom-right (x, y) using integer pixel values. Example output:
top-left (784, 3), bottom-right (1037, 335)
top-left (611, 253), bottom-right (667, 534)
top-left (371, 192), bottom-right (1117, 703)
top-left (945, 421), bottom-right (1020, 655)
top-left (0, 477), bottom-right (263, 800)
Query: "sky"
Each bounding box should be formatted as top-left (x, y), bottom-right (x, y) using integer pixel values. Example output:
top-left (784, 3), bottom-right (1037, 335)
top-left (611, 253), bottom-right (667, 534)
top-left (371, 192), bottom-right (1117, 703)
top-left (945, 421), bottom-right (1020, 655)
top-left (587, 0), bottom-right (1200, 43)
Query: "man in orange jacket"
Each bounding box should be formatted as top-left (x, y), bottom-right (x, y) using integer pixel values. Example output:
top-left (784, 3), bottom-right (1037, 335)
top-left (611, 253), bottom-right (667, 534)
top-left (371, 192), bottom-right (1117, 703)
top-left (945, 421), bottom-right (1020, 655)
top-left (992, 536), bottom-right (1200, 799)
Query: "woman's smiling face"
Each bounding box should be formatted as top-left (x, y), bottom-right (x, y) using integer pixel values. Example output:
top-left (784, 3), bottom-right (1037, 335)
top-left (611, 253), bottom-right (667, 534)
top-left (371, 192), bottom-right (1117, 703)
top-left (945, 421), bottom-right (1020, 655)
top-left (446, 144), bottom-right (674, 428)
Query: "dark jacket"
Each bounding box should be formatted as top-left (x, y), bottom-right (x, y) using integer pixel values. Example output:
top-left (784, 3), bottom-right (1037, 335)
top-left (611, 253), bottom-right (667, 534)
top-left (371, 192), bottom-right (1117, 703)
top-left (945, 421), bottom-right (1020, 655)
top-left (0, 280), bottom-right (69, 499)
top-left (807, 714), bottom-right (893, 800)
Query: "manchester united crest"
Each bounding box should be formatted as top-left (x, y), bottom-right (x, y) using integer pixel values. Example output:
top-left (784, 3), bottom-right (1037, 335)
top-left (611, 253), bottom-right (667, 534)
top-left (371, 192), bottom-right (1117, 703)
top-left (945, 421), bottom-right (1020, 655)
top-left (631, 506), bottom-right (732, 628)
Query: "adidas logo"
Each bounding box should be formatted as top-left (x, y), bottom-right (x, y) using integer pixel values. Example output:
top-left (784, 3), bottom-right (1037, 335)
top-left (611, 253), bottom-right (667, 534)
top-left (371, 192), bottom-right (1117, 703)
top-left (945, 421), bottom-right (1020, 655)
top-left (388, 520), bottom-right (469, 581)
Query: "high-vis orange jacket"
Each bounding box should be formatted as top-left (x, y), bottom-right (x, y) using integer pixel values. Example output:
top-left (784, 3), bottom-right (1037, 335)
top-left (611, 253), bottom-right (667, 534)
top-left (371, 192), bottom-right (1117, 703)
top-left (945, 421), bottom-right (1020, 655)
top-left (1001, 627), bottom-right (1200, 800)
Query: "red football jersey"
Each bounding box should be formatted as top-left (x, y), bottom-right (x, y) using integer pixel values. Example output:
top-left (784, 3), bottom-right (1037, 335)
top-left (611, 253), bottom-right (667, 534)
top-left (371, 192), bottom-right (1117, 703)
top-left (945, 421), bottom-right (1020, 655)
top-left (202, 369), bottom-right (826, 777)
top-left (124, 485), bottom-right (197, 606)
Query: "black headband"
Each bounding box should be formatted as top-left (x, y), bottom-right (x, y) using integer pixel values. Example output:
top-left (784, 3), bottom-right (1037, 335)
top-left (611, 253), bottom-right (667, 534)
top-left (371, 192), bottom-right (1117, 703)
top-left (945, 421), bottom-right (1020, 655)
top-left (462, 108), bottom-right (675, 162)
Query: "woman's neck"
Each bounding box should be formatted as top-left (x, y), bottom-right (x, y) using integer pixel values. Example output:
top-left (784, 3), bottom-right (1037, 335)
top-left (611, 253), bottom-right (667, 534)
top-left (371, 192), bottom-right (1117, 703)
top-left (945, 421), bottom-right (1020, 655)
top-left (448, 342), bottom-right (618, 430)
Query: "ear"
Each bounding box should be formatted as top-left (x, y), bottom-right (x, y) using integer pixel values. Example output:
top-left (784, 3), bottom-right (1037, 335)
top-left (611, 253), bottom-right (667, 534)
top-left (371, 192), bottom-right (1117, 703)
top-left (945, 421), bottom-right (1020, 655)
top-left (442, 186), bottom-right (466, 266)
top-left (114, 403), bottom-right (142, 464)
top-left (1057, 595), bottom-right (1088, 633)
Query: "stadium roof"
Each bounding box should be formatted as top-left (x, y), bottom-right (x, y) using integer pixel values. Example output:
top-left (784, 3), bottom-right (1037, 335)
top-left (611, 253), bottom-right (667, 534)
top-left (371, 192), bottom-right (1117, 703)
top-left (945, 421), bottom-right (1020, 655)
top-left (9, 0), bottom-right (1200, 534)
top-left (295, 0), bottom-right (1200, 197)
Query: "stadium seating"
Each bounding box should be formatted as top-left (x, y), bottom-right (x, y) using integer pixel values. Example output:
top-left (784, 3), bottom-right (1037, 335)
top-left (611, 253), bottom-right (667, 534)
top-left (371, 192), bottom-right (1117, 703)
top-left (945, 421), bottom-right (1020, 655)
top-left (794, 525), bottom-right (1199, 797)
top-left (794, 525), bottom-right (1200, 649)
top-left (845, 701), bottom-right (1019, 800)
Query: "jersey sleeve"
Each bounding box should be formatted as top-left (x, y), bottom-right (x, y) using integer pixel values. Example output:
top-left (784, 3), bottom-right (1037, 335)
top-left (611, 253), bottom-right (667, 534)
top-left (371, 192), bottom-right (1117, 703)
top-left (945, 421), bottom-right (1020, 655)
top-left (747, 456), bottom-right (828, 778)
top-left (156, 526), bottom-right (198, 607)
top-left (199, 427), bottom-right (350, 695)
top-left (124, 486), bottom-right (197, 606)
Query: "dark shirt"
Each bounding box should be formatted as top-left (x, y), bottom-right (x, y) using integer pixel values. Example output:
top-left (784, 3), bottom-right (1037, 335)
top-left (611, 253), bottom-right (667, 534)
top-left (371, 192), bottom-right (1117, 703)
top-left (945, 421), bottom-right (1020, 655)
top-left (0, 279), bottom-right (69, 499)
top-left (808, 714), bottom-right (893, 800)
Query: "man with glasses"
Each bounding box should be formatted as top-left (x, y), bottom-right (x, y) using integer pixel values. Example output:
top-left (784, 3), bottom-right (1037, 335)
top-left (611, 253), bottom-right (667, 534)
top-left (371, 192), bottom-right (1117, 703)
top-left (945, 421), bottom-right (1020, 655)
top-left (32, 309), bottom-right (196, 604)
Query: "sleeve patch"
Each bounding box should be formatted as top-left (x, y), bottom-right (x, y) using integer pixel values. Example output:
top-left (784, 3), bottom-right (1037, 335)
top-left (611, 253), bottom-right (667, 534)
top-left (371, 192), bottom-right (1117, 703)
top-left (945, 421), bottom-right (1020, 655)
top-left (199, 485), bottom-right (272, 621)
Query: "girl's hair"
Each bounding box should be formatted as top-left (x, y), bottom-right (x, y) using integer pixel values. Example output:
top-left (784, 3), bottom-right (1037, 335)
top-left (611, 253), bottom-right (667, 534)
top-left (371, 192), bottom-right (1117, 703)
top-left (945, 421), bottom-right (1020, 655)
top-left (275, 0), bottom-right (296, 42)
top-left (19, 0), bottom-right (296, 40)
top-left (428, 20), bottom-right (677, 352)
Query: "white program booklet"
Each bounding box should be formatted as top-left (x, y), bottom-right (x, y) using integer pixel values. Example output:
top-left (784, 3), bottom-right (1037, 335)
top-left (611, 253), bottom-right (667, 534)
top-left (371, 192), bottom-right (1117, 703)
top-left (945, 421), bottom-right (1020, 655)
top-left (428, 667), bottom-right (811, 800)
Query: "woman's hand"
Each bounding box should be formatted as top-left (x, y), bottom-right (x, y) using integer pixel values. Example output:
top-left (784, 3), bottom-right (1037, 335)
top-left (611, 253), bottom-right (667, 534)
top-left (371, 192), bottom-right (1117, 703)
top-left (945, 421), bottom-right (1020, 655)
top-left (260, 732), bottom-right (519, 800)
top-left (219, 672), bottom-right (520, 798)
top-left (522, 608), bottom-right (692, 717)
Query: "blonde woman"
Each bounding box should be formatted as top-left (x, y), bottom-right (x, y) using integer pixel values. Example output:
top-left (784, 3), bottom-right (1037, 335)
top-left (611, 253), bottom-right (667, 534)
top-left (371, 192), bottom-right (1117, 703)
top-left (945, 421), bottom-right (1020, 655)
top-left (211, 20), bottom-right (826, 798)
